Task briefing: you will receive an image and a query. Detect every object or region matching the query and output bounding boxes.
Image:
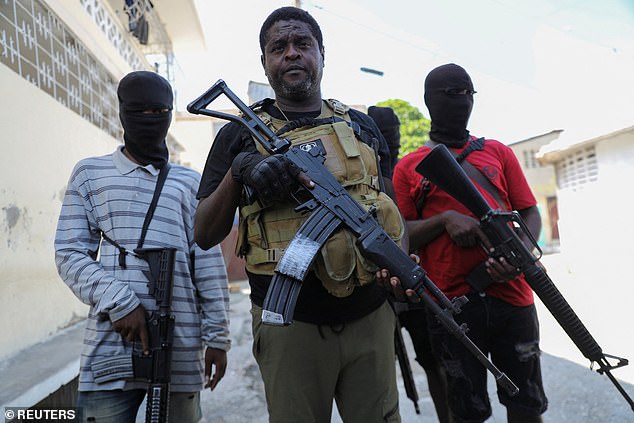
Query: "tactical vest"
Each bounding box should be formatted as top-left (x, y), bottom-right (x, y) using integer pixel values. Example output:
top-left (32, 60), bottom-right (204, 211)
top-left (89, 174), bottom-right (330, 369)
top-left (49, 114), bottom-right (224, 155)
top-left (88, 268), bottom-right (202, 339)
top-left (236, 99), bottom-right (404, 297)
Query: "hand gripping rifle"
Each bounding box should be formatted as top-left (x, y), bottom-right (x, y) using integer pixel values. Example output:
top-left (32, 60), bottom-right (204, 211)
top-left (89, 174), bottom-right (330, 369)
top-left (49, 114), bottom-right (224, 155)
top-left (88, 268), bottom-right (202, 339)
top-left (133, 247), bottom-right (177, 423)
top-left (187, 80), bottom-right (519, 396)
top-left (416, 143), bottom-right (634, 412)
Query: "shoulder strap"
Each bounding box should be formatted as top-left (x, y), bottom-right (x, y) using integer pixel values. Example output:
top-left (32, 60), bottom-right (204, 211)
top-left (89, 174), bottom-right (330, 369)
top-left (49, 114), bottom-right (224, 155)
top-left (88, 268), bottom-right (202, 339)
top-left (416, 138), bottom-right (506, 216)
top-left (460, 156), bottom-right (507, 212)
top-left (325, 98), bottom-right (349, 115)
top-left (137, 163), bottom-right (171, 250)
top-left (100, 163), bottom-right (171, 267)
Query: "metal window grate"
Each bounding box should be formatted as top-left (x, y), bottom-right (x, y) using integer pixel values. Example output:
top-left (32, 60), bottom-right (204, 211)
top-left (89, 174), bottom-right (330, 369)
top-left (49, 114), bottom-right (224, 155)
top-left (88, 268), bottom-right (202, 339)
top-left (0, 0), bottom-right (122, 138)
top-left (555, 145), bottom-right (598, 189)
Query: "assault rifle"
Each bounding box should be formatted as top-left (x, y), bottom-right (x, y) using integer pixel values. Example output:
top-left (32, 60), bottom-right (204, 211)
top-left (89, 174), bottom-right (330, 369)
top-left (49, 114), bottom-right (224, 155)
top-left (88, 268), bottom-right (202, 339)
top-left (394, 314), bottom-right (420, 414)
top-left (133, 247), bottom-right (177, 423)
top-left (187, 80), bottom-right (519, 396)
top-left (416, 143), bottom-right (634, 412)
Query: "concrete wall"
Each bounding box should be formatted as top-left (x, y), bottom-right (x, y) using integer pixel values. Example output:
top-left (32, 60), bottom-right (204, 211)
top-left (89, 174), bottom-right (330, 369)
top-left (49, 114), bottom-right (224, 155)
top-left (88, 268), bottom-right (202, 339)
top-left (547, 131), bottom-right (634, 382)
top-left (0, 64), bottom-right (119, 360)
top-left (556, 132), bottom-right (634, 262)
top-left (508, 132), bottom-right (560, 249)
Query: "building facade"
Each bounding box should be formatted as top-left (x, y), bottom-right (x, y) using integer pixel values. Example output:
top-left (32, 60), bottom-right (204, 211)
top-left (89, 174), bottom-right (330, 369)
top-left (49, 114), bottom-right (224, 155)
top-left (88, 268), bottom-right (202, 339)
top-left (0, 0), bottom-right (206, 408)
top-left (508, 129), bottom-right (562, 252)
top-left (537, 125), bottom-right (634, 383)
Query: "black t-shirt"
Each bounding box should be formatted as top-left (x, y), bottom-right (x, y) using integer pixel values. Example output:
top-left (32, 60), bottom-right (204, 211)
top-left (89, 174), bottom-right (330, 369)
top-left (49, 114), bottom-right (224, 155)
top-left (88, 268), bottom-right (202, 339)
top-left (197, 100), bottom-right (392, 325)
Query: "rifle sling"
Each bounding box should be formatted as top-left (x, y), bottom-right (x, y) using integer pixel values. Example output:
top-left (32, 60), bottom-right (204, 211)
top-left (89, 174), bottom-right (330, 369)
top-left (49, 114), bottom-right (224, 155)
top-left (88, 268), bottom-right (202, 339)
top-left (137, 163), bottom-right (171, 250)
top-left (421, 138), bottom-right (507, 213)
top-left (100, 163), bottom-right (171, 268)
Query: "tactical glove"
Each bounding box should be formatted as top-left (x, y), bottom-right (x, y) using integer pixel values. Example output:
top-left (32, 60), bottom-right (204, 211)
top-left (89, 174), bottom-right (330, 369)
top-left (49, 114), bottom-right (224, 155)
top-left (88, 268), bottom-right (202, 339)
top-left (231, 152), bottom-right (302, 202)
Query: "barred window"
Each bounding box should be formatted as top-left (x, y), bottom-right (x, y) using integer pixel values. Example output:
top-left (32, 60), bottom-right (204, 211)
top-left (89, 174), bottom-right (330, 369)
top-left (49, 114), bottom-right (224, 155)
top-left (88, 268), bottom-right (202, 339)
top-left (555, 145), bottom-right (598, 189)
top-left (0, 0), bottom-right (122, 138)
top-left (522, 149), bottom-right (539, 169)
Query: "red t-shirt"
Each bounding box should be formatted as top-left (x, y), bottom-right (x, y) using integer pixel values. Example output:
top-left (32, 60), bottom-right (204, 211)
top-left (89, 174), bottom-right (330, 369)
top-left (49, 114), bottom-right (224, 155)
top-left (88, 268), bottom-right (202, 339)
top-left (393, 137), bottom-right (537, 306)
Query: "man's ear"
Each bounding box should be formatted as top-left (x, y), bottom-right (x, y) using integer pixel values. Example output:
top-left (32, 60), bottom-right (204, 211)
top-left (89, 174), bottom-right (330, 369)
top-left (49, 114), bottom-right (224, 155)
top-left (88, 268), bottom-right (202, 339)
top-left (260, 54), bottom-right (266, 70)
top-left (321, 47), bottom-right (325, 68)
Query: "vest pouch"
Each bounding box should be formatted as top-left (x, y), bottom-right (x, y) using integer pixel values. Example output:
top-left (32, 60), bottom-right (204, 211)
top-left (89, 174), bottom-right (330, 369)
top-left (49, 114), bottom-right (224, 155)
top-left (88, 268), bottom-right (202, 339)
top-left (371, 192), bottom-right (405, 242)
top-left (314, 228), bottom-right (357, 298)
top-left (332, 121), bottom-right (365, 185)
top-left (353, 191), bottom-right (405, 279)
top-left (243, 202), bottom-right (306, 275)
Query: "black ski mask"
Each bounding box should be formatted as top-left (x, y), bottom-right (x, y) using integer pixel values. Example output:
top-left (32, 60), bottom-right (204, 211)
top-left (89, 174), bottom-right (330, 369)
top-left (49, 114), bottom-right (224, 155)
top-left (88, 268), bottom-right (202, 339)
top-left (368, 105), bottom-right (401, 171)
top-left (424, 63), bottom-right (474, 148)
top-left (118, 71), bottom-right (173, 168)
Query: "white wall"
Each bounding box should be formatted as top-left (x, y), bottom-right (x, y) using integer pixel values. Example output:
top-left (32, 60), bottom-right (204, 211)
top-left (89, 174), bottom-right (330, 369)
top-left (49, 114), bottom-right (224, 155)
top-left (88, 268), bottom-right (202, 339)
top-left (550, 131), bottom-right (634, 383)
top-left (171, 114), bottom-right (217, 173)
top-left (557, 133), bottom-right (634, 261)
top-left (0, 64), bottom-right (120, 360)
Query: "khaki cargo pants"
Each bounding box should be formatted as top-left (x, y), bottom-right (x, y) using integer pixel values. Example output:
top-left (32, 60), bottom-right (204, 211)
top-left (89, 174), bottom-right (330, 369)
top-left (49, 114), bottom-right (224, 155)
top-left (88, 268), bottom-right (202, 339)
top-left (250, 301), bottom-right (401, 423)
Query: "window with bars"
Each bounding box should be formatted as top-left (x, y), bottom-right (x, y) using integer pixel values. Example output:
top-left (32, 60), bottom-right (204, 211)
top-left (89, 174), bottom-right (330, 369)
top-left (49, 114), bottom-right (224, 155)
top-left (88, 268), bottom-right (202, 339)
top-left (555, 145), bottom-right (598, 189)
top-left (0, 0), bottom-right (128, 139)
top-left (522, 149), bottom-right (539, 169)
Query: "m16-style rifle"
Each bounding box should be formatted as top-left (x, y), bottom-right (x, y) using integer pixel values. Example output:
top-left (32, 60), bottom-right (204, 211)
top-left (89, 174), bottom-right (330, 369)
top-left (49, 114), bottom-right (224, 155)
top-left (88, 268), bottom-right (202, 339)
top-left (416, 143), bottom-right (634, 412)
top-left (133, 247), bottom-right (177, 423)
top-left (187, 80), bottom-right (519, 396)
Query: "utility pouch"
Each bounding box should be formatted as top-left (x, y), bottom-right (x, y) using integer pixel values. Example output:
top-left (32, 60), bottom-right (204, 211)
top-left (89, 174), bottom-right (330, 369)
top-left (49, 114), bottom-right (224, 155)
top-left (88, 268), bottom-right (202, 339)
top-left (465, 261), bottom-right (495, 293)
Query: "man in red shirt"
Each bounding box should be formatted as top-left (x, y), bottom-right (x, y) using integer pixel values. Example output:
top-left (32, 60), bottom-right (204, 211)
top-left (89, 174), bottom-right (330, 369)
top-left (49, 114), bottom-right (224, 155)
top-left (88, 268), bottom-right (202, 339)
top-left (393, 63), bottom-right (547, 423)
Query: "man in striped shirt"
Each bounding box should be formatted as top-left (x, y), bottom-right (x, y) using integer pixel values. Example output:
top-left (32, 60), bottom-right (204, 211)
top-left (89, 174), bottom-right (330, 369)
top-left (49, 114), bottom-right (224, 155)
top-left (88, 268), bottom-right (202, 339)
top-left (54, 71), bottom-right (230, 422)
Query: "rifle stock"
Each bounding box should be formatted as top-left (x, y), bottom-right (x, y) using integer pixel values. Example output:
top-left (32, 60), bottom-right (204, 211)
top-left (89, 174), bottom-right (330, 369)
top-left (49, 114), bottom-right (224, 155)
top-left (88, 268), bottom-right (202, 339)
top-left (187, 80), bottom-right (519, 397)
top-left (416, 143), bottom-right (634, 412)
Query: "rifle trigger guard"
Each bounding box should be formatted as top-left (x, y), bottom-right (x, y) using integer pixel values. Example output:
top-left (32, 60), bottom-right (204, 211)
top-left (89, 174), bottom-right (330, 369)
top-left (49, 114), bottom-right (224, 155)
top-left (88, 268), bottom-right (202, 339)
top-left (294, 198), bottom-right (319, 213)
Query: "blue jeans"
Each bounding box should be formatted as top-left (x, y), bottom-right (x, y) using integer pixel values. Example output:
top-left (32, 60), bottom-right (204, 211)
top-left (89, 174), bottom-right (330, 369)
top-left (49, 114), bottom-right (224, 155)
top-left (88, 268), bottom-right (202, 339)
top-left (77, 389), bottom-right (201, 423)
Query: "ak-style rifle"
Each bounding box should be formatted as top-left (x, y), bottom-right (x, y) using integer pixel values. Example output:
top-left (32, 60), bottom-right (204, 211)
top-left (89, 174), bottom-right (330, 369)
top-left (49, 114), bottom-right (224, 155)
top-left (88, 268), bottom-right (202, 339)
top-left (187, 80), bottom-right (519, 396)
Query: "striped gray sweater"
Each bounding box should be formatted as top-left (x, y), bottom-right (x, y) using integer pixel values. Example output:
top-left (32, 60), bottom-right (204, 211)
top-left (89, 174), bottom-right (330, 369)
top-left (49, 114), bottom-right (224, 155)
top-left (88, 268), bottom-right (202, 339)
top-left (55, 146), bottom-right (230, 392)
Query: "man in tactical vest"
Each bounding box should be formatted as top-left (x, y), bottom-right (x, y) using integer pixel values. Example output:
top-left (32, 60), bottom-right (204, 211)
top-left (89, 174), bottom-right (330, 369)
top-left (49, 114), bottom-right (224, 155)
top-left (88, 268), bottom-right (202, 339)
top-left (392, 63), bottom-right (547, 423)
top-left (195, 6), bottom-right (406, 423)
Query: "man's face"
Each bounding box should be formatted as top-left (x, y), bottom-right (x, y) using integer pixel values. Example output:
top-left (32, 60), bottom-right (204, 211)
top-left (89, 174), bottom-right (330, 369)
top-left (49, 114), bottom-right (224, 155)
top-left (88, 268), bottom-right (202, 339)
top-left (261, 19), bottom-right (324, 101)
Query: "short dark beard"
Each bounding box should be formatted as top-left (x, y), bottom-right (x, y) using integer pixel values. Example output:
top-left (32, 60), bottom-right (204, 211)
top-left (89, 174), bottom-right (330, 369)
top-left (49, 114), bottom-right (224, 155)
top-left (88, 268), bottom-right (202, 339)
top-left (268, 68), bottom-right (321, 101)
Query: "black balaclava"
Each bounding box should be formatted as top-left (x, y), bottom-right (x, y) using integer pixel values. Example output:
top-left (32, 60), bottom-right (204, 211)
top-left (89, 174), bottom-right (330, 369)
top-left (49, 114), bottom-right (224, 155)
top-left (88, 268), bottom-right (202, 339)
top-left (424, 63), bottom-right (474, 148)
top-left (368, 105), bottom-right (401, 170)
top-left (118, 71), bottom-right (173, 168)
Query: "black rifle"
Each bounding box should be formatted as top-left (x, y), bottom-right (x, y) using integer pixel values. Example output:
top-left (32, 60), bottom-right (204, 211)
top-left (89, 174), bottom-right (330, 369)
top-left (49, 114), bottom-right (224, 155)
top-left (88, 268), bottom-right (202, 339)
top-left (187, 79), bottom-right (519, 396)
top-left (393, 311), bottom-right (420, 414)
top-left (416, 143), bottom-right (634, 412)
top-left (133, 247), bottom-right (177, 423)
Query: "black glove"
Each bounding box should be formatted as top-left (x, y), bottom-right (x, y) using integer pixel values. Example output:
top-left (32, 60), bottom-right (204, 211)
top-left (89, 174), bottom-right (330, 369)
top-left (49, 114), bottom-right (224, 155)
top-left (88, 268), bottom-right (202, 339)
top-left (231, 152), bottom-right (302, 202)
top-left (231, 151), bottom-right (265, 184)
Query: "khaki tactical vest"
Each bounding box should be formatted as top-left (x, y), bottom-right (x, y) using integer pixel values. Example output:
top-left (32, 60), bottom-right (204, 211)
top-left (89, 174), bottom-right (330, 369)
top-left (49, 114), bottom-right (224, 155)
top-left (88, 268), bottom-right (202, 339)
top-left (236, 99), bottom-right (404, 297)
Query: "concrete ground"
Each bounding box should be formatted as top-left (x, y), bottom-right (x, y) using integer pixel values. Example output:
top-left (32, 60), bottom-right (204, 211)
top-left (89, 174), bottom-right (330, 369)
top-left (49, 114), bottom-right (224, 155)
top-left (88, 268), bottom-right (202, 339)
top-left (197, 253), bottom-right (634, 422)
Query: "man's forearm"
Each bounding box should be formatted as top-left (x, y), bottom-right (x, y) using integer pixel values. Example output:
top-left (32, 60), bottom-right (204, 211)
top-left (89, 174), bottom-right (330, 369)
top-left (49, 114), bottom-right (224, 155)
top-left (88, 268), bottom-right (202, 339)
top-left (195, 172), bottom-right (241, 250)
top-left (406, 213), bottom-right (447, 252)
top-left (517, 205), bottom-right (542, 251)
